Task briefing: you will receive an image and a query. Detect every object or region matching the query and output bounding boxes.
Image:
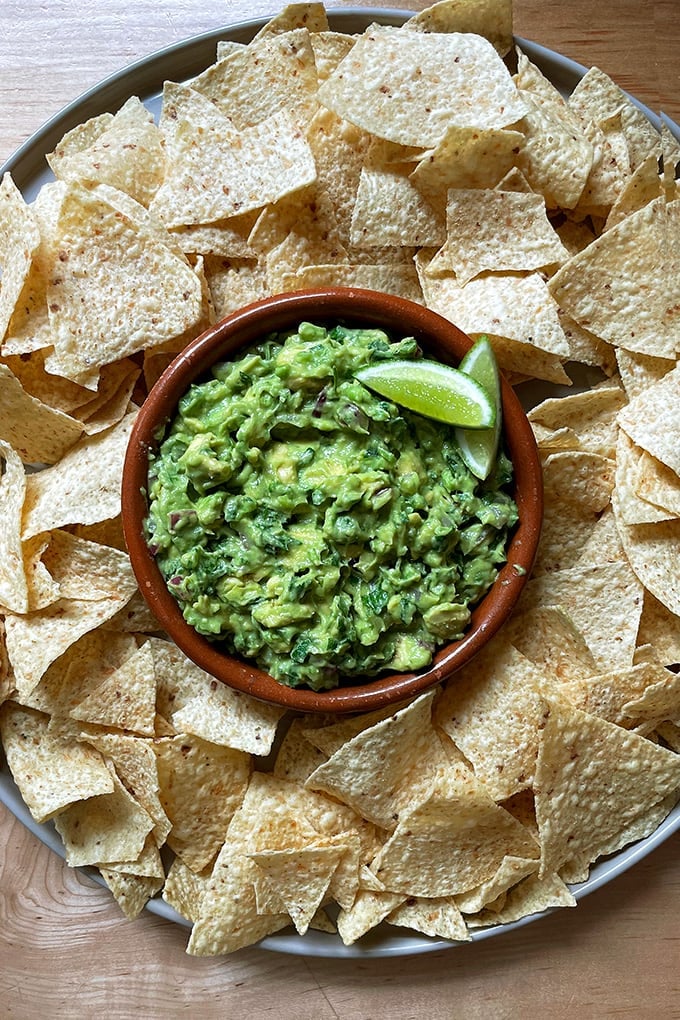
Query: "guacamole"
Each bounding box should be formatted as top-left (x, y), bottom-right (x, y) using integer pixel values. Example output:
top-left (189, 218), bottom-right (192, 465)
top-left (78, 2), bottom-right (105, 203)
top-left (146, 322), bottom-right (518, 690)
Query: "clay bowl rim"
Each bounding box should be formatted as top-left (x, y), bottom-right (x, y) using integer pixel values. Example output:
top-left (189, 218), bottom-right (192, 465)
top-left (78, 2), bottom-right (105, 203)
top-left (121, 287), bottom-right (543, 714)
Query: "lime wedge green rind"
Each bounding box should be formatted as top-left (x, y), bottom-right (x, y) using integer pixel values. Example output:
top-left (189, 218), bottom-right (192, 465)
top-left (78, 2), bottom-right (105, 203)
top-left (356, 359), bottom-right (496, 429)
top-left (455, 337), bottom-right (502, 480)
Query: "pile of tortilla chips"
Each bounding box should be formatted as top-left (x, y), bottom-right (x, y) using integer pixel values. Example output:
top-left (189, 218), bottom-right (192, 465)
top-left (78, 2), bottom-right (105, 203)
top-left (1, 0), bottom-right (680, 955)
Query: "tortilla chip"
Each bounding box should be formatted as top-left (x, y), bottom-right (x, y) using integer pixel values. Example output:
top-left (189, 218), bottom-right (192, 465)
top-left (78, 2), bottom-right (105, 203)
top-left (99, 832), bottom-right (165, 878)
top-left (99, 869), bottom-right (164, 919)
top-left (371, 761), bottom-right (538, 897)
top-left (2, 347), bottom-right (97, 414)
top-left (0, 174), bottom-right (42, 342)
top-left (275, 263), bottom-right (423, 303)
top-left (555, 217), bottom-right (597, 256)
top-left (618, 364), bottom-right (680, 477)
top-left (571, 111), bottom-right (630, 215)
top-left (534, 697), bottom-right (680, 876)
top-left (44, 114), bottom-right (114, 168)
top-left (317, 25), bottom-right (528, 147)
top-left (153, 733), bottom-right (251, 871)
top-left (40, 530), bottom-right (135, 601)
top-left (533, 450), bottom-right (615, 573)
top-left (349, 168), bottom-right (445, 247)
top-left (305, 690), bottom-right (439, 830)
top-left (54, 767), bottom-right (155, 867)
top-left (434, 636), bottom-right (548, 801)
top-left (518, 559), bottom-right (644, 670)
top-left (527, 382), bottom-right (625, 458)
top-left (20, 534), bottom-right (60, 612)
top-left (0, 440), bottom-right (31, 615)
top-left (328, 834), bottom-right (365, 911)
top-left (612, 488), bottom-right (680, 618)
top-left (250, 841), bottom-right (345, 934)
top-left (69, 640), bottom-right (156, 736)
top-left (622, 663), bottom-right (680, 731)
top-left (512, 56), bottom-right (593, 210)
top-left (456, 855), bottom-right (539, 914)
top-left (568, 65), bottom-right (661, 171)
top-left (85, 731), bottom-right (172, 847)
top-left (265, 224), bottom-right (348, 294)
top-left (637, 592), bottom-right (680, 667)
top-left (504, 606), bottom-right (598, 684)
top-left (658, 723), bottom-right (680, 753)
top-left (162, 857), bottom-right (211, 923)
top-left (20, 629), bottom-right (138, 717)
top-left (560, 659), bottom-right (680, 732)
top-left (72, 358), bottom-right (140, 437)
top-left (410, 125), bottom-right (524, 204)
top-left (191, 29), bottom-right (319, 131)
top-left (336, 889), bottom-right (405, 946)
top-left (433, 189), bottom-right (567, 283)
top-left (418, 269), bottom-right (570, 382)
top-left (563, 788), bottom-right (680, 883)
top-left (0, 185), bottom-right (58, 357)
top-left (4, 539), bottom-right (137, 698)
top-left (0, 702), bottom-right (114, 822)
top-left (635, 451), bottom-right (680, 518)
top-left (615, 348), bottom-right (675, 401)
top-left (549, 198), bottom-right (677, 359)
top-left (188, 771), bottom-right (373, 955)
top-left (303, 106), bottom-right (371, 245)
top-left (168, 211), bottom-right (258, 260)
top-left (231, 771), bottom-right (376, 858)
top-left (404, 0), bottom-right (513, 56)
top-left (21, 413), bottom-right (135, 539)
top-left (614, 431), bottom-right (674, 526)
top-left (188, 840), bottom-right (291, 955)
top-left (168, 680), bottom-right (284, 756)
top-left (44, 185), bottom-right (204, 383)
top-left (47, 96), bottom-right (165, 208)
top-left (466, 871), bottom-right (575, 927)
top-left (151, 103), bottom-right (317, 228)
top-left (0, 622), bottom-right (12, 707)
top-left (387, 895), bottom-right (470, 941)
top-left (272, 717), bottom-right (328, 783)
top-left (557, 310), bottom-right (617, 374)
top-left (0, 365), bottom-right (84, 465)
top-left (304, 703), bottom-right (402, 757)
top-left (252, 3), bottom-right (329, 38)
top-left (605, 153), bottom-right (664, 231)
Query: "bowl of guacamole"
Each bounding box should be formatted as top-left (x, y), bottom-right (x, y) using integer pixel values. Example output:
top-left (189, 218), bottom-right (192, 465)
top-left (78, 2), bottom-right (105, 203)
top-left (122, 288), bottom-right (543, 713)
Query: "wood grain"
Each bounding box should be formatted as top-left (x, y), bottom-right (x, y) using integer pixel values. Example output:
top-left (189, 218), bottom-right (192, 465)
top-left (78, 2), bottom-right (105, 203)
top-left (1, 1), bottom-right (679, 1016)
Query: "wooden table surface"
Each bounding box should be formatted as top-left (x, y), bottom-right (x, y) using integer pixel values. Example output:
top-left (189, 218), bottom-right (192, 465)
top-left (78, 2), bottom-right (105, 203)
top-left (1, 1), bottom-right (679, 1016)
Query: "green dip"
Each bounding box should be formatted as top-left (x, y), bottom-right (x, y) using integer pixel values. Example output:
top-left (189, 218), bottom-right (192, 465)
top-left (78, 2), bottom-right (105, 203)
top-left (146, 322), bottom-right (518, 690)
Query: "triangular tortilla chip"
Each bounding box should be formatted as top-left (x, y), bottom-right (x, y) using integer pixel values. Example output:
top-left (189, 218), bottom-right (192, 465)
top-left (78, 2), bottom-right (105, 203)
top-left (70, 640), bottom-right (156, 735)
top-left (54, 767), bottom-right (155, 867)
top-left (534, 697), bottom-right (680, 876)
top-left (0, 702), bottom-right (113, 822)
top-left (21, 413), bottom-right (136, 539)
top-left (153, 733), bottom-right (250, 872)
top-left (306, 690), bottom-right (439, 829)
top-left (371, 761), bottom-right (538, 896)
top-left (250, 841), bottom-right (345, 934)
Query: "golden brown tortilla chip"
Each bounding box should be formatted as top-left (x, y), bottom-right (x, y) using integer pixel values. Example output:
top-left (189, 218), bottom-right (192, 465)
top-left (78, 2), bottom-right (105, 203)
top-left (0, 702), bottom-right (114, 822)
top-left (534, 697), bottom-right (680, 877)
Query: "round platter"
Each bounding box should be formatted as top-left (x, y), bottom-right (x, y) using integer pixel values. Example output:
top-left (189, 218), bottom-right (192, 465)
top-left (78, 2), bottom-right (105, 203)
top-left (1, 7), bottom-right (679, 960)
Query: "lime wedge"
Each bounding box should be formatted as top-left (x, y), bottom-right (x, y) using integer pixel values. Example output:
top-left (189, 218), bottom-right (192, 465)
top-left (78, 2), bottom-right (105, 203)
top-left (455, 337), bottom-right (502, 480)
top-left (356, 359), bottom-right (495, 429)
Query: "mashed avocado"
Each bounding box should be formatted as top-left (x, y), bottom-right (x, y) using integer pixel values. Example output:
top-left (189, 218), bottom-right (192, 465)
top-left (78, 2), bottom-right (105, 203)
top-left (146, 322), bottom-right (518, 690)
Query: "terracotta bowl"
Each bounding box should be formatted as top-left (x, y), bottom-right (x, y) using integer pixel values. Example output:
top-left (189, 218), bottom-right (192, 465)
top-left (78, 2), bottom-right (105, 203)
top-left (122, 288), bottom-right (543, 714)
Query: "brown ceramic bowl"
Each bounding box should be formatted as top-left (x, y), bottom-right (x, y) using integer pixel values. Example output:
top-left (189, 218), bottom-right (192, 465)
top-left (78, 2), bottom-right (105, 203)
top-left (122, 288), bottom-right (543, 714)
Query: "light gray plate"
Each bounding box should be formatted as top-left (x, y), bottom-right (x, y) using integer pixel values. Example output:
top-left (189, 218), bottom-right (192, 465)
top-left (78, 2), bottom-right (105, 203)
top-left (1, 7), bottom-right (679, 960)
